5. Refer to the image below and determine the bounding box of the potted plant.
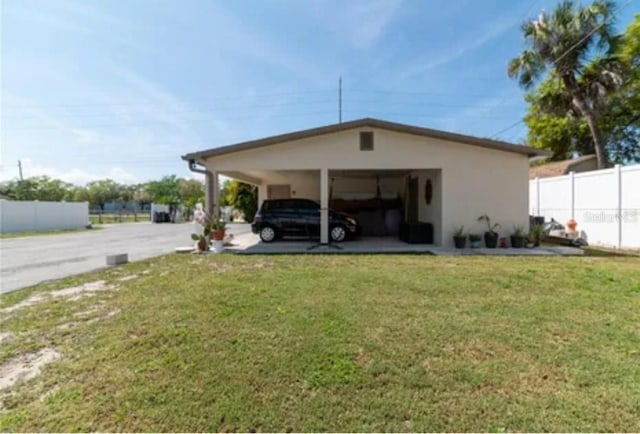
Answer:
[453,226,466,248]
[210,214,226,241]
[478,214,500,248]
[510,225,526,248]
[469,233,482,248]
[528,223,545,247]
[191,212,214,252]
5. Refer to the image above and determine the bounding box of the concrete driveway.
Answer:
[0,222,252,294]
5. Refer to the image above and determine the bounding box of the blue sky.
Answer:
[1,0,637,185]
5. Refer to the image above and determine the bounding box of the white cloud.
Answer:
[343,0,403,49]
[0,158,139,185]
[4,0,144,52]
[400,17,519,79]
[310,0,402,50]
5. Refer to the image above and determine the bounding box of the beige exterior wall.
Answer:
[256,170,320,205]
[204,127,530,246]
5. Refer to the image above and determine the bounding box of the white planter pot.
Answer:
[212,240,224,253]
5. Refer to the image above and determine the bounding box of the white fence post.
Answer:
[569,171,575,220]
[535,177,541,216]
[615,164,622,249]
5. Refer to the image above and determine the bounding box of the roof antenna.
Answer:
[338,76,342,124]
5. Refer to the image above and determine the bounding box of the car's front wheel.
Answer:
[259,226,277,243]
[330,225,347,242]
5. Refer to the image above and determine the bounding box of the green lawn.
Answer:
[0,227,100,239]
[1,255,639,432]
[89,214,150,224]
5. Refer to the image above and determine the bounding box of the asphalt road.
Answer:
[0,222,252,294]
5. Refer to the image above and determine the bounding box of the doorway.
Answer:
[267,184,291,199]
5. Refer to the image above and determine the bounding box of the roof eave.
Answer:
[181,118,551,161]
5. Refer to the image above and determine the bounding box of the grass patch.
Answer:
[89,214,150,224]
[0,227,100,239]
[582,245,640,257]
[0,255,639,431]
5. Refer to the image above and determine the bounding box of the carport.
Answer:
[182,118,548,248]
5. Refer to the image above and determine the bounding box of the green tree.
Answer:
[224,180,258,222]
[524,77,592,160]
[146,175,182,222]
[522,13,640,164]
[219,179,231,207]
[132,183,152,210]
[86,179,121,222]
[69,185,90,203]
[179,178,204,220]
[0,176,73,201]
[509,0,621,168]
[146,175,181,205]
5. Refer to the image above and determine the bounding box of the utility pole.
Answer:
[18,160,23,181]
[338,76,342,124]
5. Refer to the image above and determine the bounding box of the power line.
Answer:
[4,110,338,130]
[5,107,523,131]
[4,92,529,121]
[491,119,525,138]
[2,99,339,119]
[3,89,336,110]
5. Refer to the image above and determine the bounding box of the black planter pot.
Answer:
[484,231,498,248]
[453,235,466,249]
[510,235,525,248]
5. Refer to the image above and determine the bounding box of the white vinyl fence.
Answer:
[529,164,640,249]
[0,200,89,234]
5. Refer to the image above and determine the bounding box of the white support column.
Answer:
[569,171,575,220]
[212,170,220,218]
[615,164,622,249]
[535,177,541,216]
[204,170,214,216]
[320,168,329,244]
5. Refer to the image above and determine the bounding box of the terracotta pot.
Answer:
[211,229,225,241]
[197,238,208,252]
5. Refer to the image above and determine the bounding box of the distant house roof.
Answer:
[183,118,551,161]
[529,155,598,179]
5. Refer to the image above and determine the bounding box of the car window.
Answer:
[262,200,283,211]
[281,200,298,210]
[297,200,319,210]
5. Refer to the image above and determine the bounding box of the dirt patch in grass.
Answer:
[208,260,273,273]
[117,275,138,282]
[2,281,117,313]
[0,349,60,390]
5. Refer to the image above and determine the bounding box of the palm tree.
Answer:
[508,0,620,169]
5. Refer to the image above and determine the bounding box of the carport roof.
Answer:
[181,117,551,161]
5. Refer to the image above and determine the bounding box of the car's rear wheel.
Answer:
[259,226,277,243]
[330,225,347,242]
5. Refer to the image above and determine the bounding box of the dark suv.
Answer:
[252,198,361,243]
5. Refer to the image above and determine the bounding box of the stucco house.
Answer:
[182,118,550,247]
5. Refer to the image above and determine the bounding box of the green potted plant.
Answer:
[453,226,466,248]
[478,214,500,248]
[210,214,227,242]
[510,224,526,248]
[528,223,545,247]
[468,233,482,248]
[191,213,213,252]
